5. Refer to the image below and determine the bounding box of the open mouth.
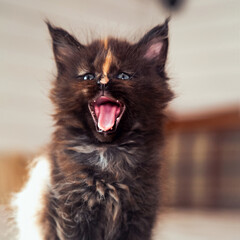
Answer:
[88,96,125,133]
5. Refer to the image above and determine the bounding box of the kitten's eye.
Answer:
[76,73,95,81]
[82,73,95,81]
[116,72,131,80]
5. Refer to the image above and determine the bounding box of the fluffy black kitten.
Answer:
[14,20,173,240]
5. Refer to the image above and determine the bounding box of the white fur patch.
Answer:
[12,156,51,240]
[99,149,108,169]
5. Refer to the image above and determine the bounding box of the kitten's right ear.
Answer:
[138,18,169,68]
[46,21,84,73]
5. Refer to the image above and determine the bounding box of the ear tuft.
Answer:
[45,19,54,34]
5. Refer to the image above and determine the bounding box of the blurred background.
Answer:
[0,0,240,239]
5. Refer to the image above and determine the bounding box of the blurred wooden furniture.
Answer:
[165,106,240,208]
[0,153,30,205]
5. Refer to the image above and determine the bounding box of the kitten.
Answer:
[13,19,173,240]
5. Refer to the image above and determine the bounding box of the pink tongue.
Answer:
[97,103,118,131]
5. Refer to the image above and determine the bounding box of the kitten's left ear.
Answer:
[138,18,169,66]
[46,21,84,73]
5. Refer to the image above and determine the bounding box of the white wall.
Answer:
[0,0,239,151]
[169,0,240,113]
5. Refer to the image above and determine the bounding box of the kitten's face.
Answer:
[48,21,172,142]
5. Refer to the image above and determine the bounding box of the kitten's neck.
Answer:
[49,123,161,181]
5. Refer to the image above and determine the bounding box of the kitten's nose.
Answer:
[97,75,110,87]
[97,76,109,94]
[99,75,109,85]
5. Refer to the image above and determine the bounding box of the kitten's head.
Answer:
[47,20,173,143]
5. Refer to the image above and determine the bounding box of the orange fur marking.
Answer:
[100,38,112,85]
[104,38,108,50]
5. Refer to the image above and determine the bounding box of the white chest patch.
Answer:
[98,149,108,169]
[12,156,51,240]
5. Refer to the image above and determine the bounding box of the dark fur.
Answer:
[41,20,173,240]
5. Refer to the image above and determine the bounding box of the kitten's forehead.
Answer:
[81,38,133,77]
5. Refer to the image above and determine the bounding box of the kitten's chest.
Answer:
[51,171,137,240]
[49,143,144,239]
